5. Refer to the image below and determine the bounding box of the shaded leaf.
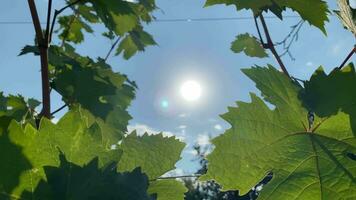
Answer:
[21,155,151,200]
[116,26,156,59]
[57,15,93,44]
[301,63,356,131]
[0,108,120,197]
[148,180,188,200]
[48,45,136,143]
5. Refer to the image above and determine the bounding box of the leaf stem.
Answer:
[104,36,122,61]
[51,104,68,116]
[258,14,291,78]
[150,174,201,181]
[338,46,355,70]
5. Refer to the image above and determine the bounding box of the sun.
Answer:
[180,80,202,101]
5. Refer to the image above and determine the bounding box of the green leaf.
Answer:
[20,155,151,200]
[0,92,40,127]
[55,107,121,167]
[148,180,188,200]
[0,108,121,197]
[57,15,93,44]
[204,0,329,33]
[301,63,356,130]
[0,128,32,199]
[58,0,157,59]
[116,26,156,59]
[18,45,39,56]
[201,66,356,199]
[49,45,136,143]
[117,132,185,180]
[231,33,268,58]
[276,0,329,34]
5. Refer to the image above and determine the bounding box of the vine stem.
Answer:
[27,0,51,118]
[258,14,291,78]
[338,46,356,70]
[51,104,68,116]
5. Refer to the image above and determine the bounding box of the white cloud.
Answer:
[178,113,188,118]
[123,0,138,3]
[127,123,185,141]
[306,61,313,67]
[196,134,210,146]
[178,125,187,129]
[332,44,341,55]
[184,149,198,156]
[214,124,222,131]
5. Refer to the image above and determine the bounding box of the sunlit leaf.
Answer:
[231,33,268,58]
[201,66,356,199]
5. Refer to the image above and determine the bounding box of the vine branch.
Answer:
[256,14,291,78]
[338,46,356,69]
[254,16,264,45]
[27,0,51,118]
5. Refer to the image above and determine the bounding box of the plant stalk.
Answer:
[27,0,51,118]
[259,14,291,78]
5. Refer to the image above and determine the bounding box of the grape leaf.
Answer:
[20,155,151,200]
[47,45,135,143]
[0,108,121,197]
[117,132,185,180]
[116,26,156,60]
[335,0,356,37]
[148,180,188,200]
[0,129,32,199]
[17,44,135,143]
[231,33,268,58]
[58,0,157,59]
[0,92,40,129]
[201,66,356,199]
[301,63,356,131]
[57,15,93,44]
[204,0,329,33]
[276,0,329,34]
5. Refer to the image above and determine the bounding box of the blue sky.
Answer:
[0,0,355,174]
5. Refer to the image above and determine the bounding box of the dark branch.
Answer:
[104,36,122,61]
[45,0,53,43]
[254,15,264,45]
[27,0,44,44]
[28,0,51,118]
[258,14,291,78]
[338,46,356,70]
[51,104,68,116]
